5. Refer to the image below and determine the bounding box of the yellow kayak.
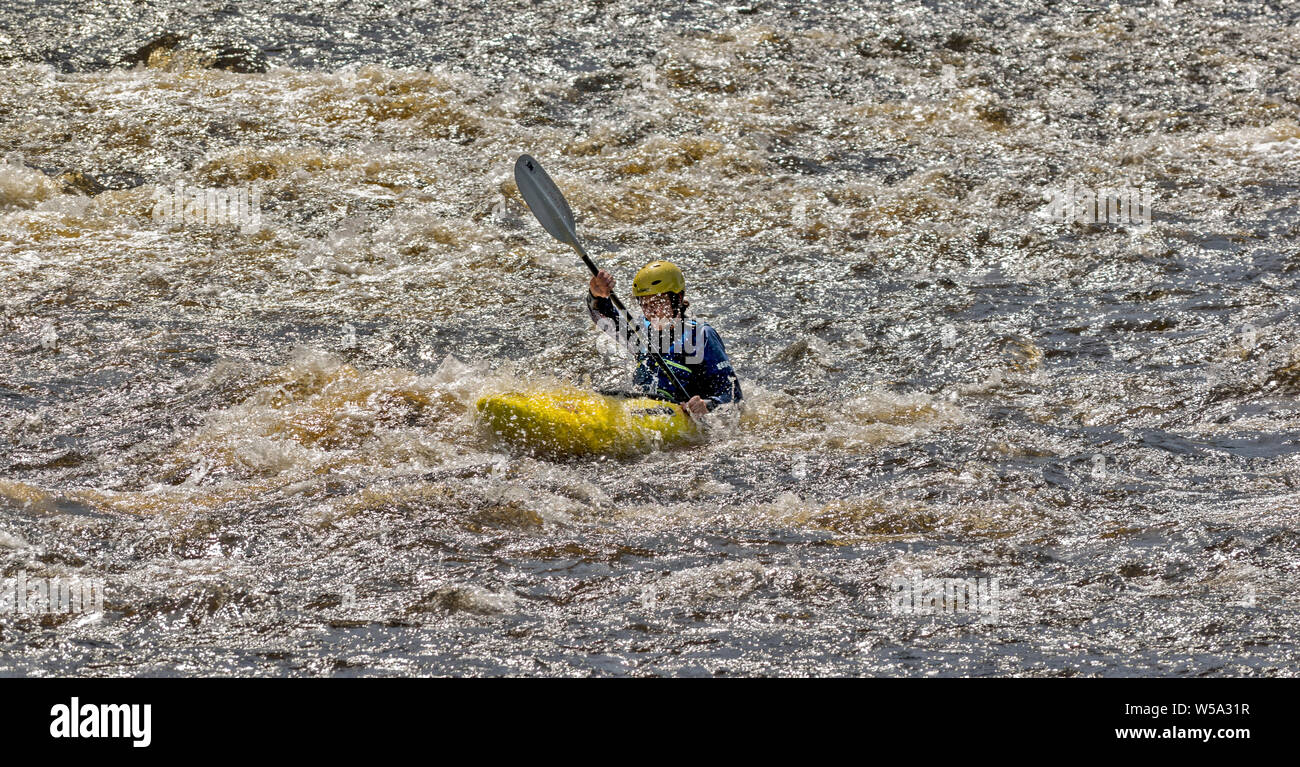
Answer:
[475,388,697,456]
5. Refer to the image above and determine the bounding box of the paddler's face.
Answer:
[637,293,674,329]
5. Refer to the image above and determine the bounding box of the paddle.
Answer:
[512,154,689,401]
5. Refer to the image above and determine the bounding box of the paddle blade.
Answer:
[514,154,578,245]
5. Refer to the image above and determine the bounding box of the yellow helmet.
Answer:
[632,260,685,297]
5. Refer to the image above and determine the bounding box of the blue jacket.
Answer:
[587,292,742,410]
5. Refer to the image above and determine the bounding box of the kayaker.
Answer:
[587,260,742,416]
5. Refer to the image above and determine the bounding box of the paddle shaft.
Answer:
[512,153,691,402]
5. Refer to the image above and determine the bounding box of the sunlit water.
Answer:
[1,0,1298,676]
